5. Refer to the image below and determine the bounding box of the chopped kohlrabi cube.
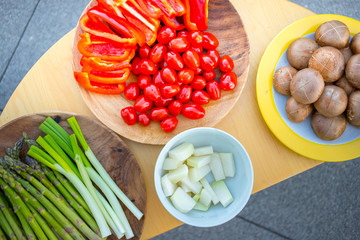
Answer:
[199,188,212,207]
[193,201,210,212]
[192,191,201,202]
[168,142,194,162]
[186,155,211,168]
[167,164,188,184]
[219,152,236,177]
[162,157,181,171]
[210,153,225,181]
[189,165,211,182]
[199,178,219,205]
[180,175,202,194]
[193,145,214,156]
[161,174,177,197]
[210,180,233,207]
[170,187,196,213]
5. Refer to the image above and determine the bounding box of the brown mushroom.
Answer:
[314,85,348,117]
[309,46,345,82]
[335,76,355,96]
[290,68,325,104]
[347,90,360,127]
[273,66,298,95]
[350,33,360,54]
[287,38,319,70]
[315,20,350,49]
[339,45,353,64]
[345,54,360,89]
[285,96,313,123]
[311,112,347,140]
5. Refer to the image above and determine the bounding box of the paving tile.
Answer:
[151,216,288,240]
[0,0,38,80]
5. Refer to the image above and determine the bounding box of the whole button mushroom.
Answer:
[285,96,313,123]
[347,91,360,127]
[311,112,347,140]
[273,66,298,95]
[346,54,360,89]
[290,68,325,104]
[315,20,350,49]
[309,46,345,82]
[339,45,353,64]
[336,76,355,96]
[350,33,360,54]
[314,85,348,118]
[286,38,319,70]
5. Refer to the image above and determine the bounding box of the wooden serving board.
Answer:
[0,112,146,240]
[72,0,250,145]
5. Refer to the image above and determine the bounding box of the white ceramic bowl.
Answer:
[154,127,254,227]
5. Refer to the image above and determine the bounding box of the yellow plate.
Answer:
[256,14,360,162]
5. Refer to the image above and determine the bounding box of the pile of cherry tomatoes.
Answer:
[121,26,236,132]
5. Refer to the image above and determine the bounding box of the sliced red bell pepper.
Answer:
[161,14,185,31]
[88,68,131,84]
[80,56,131,71]
[77,33,132,61]
[135,0,163,18]
[150,0,185,18]
[183,0,208,31]
[74,72,126,94]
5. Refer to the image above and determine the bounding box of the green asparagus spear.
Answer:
[27,204,58,240]
[0,200,16,239]
[0,223,6,240]
[15,208,37,240]
[0,191,24,239]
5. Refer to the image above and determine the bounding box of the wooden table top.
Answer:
[0,0,319,239]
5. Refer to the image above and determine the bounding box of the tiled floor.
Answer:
[0,1,359,239]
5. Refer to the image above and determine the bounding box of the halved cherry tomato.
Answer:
[154,95,174,107]
[149,44,167,63]
[182,103,205,119]
[132,57,142,75]
[192,90,210,105]
[157,26,176,44]
[200,54,216,71]
[191,75,207,90]
[150,107,169,121]
[203,70,216,81]
[206,80,221,100]
[164,51,184,71]
[189,31,203,47]
[168,37,190,52]
[177,31,189,38]
[178,69,195,84]
[137,75,152,89]
[134,95,153,112]
[144,83,161,101]
[160,84,181,98]
[121,107,137,125]
[139,59,157,75]
[160,116,178,132]
[124,82,140,100]
[139,45,151,59]
[176,85,192,103]
[219,55,234,72]
[208,49,220,67]
[161,66,178,84]
[168,100,183,116]
[182,50,200,70]
[138,112,151,126]
[153,71,166,86]
[220,72,237,91]
[202,32,219,50]
[190,45,203,55]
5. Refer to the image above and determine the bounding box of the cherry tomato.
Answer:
[200,54,216,71]
[121,107,137,125]
[219,55,234,72]
[192,90,210,105]
[154,95,174,107]
[137,112,151,126]
[164,51,184,71]
[137,75,152,89]
[178,69,195,84]
[149,44,167,63]
[208,49,220,67]
[194,67,203,75]
[153,71,166,87]
[168,100,183,116]
[124,82,140,100]
[144,83,161,101]
[177,31,189,38]
[168,37,190,52]
[160,116,178,132]
[157,26,176,44]
[189,31,203,47]
[191,45,203,55]
[203,70,216,81]
[132,57,142,75]
[159,60,167,68]
[182,50,200,70]
[206,80,221,100]
[191,76,207,90]
[161,66,178,84]
[150,107,169,121]
[220,72,237,91]
[139,45,151,59]
[160,84,181,98]
[182,103,205,119]
[134,95,153,112]
[202,32,219,50]
[138,59,157,75]
[176,85,192,103]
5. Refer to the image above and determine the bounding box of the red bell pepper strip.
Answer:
[77,33,132,61]
[150,0,185,18]
[161,14,185,31]
[74,72,126,94]
[87,68,131,84]
[135,0,163,18]
[80,57,131,71]
[183,0,208,31]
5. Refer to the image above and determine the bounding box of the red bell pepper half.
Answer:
[74,72,126,94]
[183,0,208,31]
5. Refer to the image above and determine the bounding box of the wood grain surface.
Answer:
[0,112,146,240]
[72,0,250,145]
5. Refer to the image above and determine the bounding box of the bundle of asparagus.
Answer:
[0,116,143,239]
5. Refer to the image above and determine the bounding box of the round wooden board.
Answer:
[72,0,250,145]
[0,112,146,240]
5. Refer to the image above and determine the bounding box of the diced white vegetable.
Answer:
[193,201,210,212]
[168,142,194,162]
[199,178,219,205]
[189,165,211,182]
[210,181,233,207]
[161,174,177,197]
[193,145,214,156]
[219,153,236,177]
[181,183,191,193]
[170,187,196,213]
[199,188,212,206]
[192,191,201,202]
[186,155,211,168]
[167,164,188,184]
[209,153,225,181]
[162,157,181,171]
[180,175,202,194]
